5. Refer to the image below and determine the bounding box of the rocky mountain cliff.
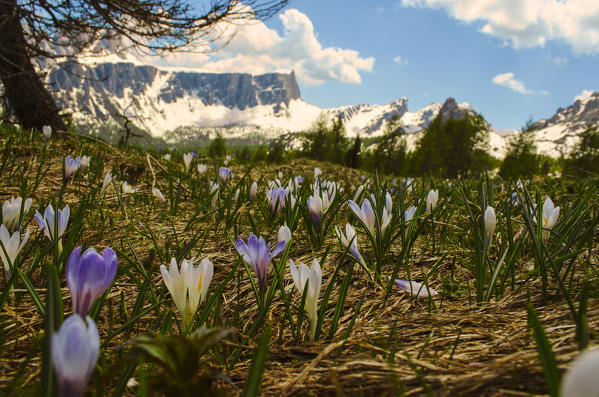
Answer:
[38,58,521,155]
[528,91,599,157]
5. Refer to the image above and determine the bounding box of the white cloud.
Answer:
[574,89,595,102]
[376,6,385,12]
[399,0,599,55]
[393,55,408,65]
[151,9,374,85]
[492,72,535,94]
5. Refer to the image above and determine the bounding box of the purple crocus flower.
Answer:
[35,204,70,242]
[219,167,231,184]
[266,187,288,216]
[191,151,198,158]
[64,156,81,181]
[348,199,376,235]
[52,314,99,397]
[67,246,117,317]
[394,279,438,298]
[235,235,286,287]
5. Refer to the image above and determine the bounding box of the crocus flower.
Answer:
[295,176,304,186]
[209,181,219,210]
[121,181,135,194]
[353,185,364,202]
[394,279,438,298]
[42,125,52,142]
[561,347,599,397]
[197,163,207,174]
[314,167,322,177]
[426,189,438,214]
[235,235,286,287]
[510,192,521,207]
[102,173,112,191]
[67,246,117,317]
[219,167,231,184]
[541,197,560,242]
[2,196,32,231]
[307,195,323,228]
[266,187,288,216]
[163,154,172,161]
[35,204,69,252]
[335,223,365,266]
[403,206,417,238]
[160,257,213,325]
[52,314,99,397]
[224,155,232,166]
[152,187,166,203]
[249,181,258,201]
[484,206,496,240]
[64,156,81,181]
[80,156,90,171]
[0,224,30,279]
[348,199,376,236]
[233,188,240,204]
[289,258,322,340]
[404,206,417,223]
[379,193,393,234]
[278,171,283,179]
[183,152,193,172]
[278,223,291,243]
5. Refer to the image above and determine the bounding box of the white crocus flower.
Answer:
[121,182,136,194]
[353,184,364,202]
[426,189,438,214]
[403,206,417,238]
[307,195,323,228]
[209,181,219,210]
[183,152,193,172]
[34,204,69,252]
[102,173,112,191]
[249,181,258,201]
[224,154,232,166]
[335,223,366,266]
[561,347,599,397]
[2,196,32,231]
[42,125,52,141]
[80,155,91,171]
[163,154,171,161]
[197,163,207,174]
[233,188,240,204]
[152,187,166,203]
[0,224,30,279]
[394,279,438,298]
[541,197,560,242]
[381,193,393,234]
[484,206,496,240]
[160,257,213,325]
[314,167,322,177]
[278,223,291,243]
[289,258,322,340]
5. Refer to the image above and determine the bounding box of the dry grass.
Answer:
[0,133,597,396]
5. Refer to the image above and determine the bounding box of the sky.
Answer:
[154,0,599,130]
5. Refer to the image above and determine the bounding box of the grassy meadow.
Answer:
[0,124,598,396]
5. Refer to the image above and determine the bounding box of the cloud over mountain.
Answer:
[152,9,374,85]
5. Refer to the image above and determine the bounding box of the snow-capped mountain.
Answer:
[530,91,599,157]
[44,57,512,154]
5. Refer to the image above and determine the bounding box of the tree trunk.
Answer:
[0,0,66,133]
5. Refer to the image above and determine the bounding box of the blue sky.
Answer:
[161,0,599,130]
